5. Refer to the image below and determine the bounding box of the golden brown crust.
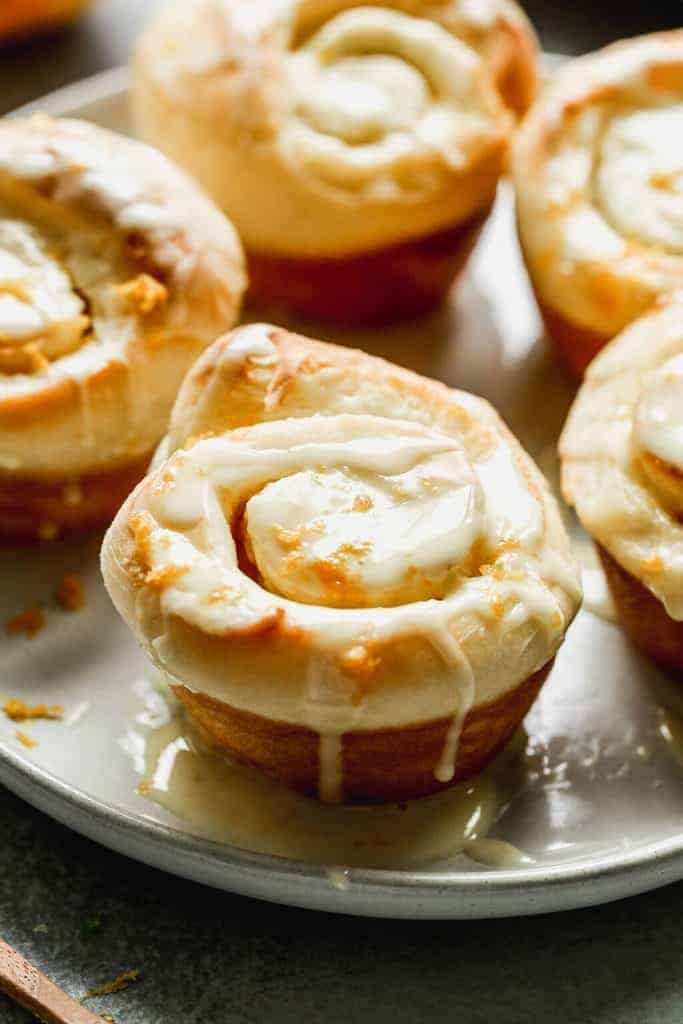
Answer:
[536,297,613,380]
[0,452,153,542]
[247,211,486,324]
[485,10,539,119]
[598,544,683,676]
[174,661,550,802]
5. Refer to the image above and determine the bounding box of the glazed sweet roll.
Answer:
[0,116,245,541]
[102,325,580,802]
[133,0,538,323]
[513,31,683,377]
[561,294,683,673]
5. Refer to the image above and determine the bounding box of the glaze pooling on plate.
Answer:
[123,676,533,869]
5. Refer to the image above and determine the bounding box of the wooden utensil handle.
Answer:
[0,939,102,1024]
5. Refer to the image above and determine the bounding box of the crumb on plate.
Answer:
[6,605,44,637]
[3,698,63,722]
[56,573,85,611]
[15,730,37,749]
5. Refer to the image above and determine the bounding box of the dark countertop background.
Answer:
[1,3,683,1021]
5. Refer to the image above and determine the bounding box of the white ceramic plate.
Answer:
[4,68,683,919]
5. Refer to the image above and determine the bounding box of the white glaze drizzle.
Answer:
[0,219,85,347]
[318,732,344,804]
[432,622,476,784]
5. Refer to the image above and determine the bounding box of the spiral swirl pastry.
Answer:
[133,0,538,323]
[0,116,245,541]
[513,30,683,378]
[561,293,683,674]
[102,325,580,803]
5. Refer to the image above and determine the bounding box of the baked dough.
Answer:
[133,0,538,322]
[561,293,683,673]
[0,115,245,540]
[513,31,683,377]
[102,324,581,801]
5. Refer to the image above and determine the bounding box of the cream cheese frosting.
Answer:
[0,220,86,359]
[561,293,683,620]
[102,325,580,797]
[132,0,531,257]
[0,115,245,478]
[513,31,683,338]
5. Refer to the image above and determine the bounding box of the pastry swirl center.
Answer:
[244,449,484,608]
[595,104,683,254]
[0,218,89,375]
[295,53,429,145]
[148,415,489,612]
[283,6,503,193]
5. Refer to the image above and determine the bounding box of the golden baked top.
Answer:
[102,326,580,786]
[513,30,683,337]
[133,0,537,257]
[0,115,245,478]
[561,293,683,619]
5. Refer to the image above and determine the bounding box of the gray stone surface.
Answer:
[1,2,683,1021]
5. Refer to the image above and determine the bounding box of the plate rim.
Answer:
[4,728,683,919]
[4,63,683,919]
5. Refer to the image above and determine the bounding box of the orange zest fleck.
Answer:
[6,606,45,637]
[3,698,63,723]
[145,563,190,592]
[56,574,85,611]
[341,644,382,681]
[15,730,37,749]
[116,273,167,315]
[352,494,373,512]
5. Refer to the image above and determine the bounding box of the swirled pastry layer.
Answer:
[133,0,537,257]
[513,31,683,339]
[561,292,683,619]
[102,326,580,792]
[0,116,245,480]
